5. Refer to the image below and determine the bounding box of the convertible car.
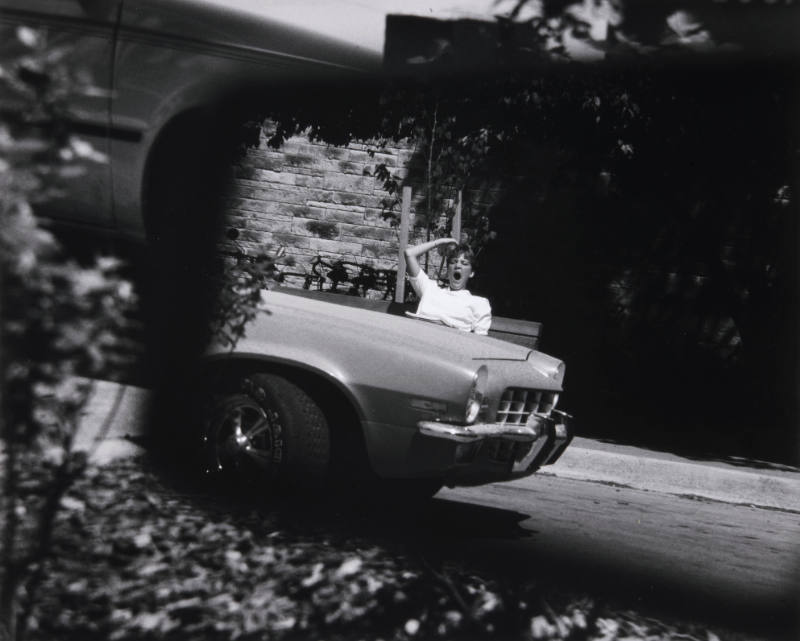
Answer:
[200,288,573,496]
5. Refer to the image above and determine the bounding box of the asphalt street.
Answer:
[432,478,799,634]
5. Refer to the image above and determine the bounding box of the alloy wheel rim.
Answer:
[209,398,275,474]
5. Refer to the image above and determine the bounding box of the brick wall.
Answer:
[219,128,428,296]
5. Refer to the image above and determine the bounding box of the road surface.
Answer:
[398,476,800,635]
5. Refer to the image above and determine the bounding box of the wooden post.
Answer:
[395,185,412,303]
[453,189,462,243]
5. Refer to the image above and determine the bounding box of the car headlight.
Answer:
[465,366,488,425]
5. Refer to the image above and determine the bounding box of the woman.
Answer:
[403,238,492,335]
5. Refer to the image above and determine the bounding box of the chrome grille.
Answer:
[495,388,558,425]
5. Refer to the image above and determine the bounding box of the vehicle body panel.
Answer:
[0,0,118,227]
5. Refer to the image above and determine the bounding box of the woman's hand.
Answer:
[436,238,458,250]
[404,238,458,277]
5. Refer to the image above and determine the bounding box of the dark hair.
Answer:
[447,242,475,266]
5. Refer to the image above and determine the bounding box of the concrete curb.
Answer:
[74,380,800,511]
[545,438,800,512]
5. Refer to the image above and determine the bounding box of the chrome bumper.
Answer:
[417,410,573,472]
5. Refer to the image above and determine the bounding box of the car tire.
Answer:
[204,373,331,491]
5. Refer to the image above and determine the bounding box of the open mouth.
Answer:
[452,270,462,281]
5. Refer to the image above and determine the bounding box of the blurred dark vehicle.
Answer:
[0,0,379,242]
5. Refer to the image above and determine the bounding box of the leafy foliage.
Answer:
[259,1,772,248]
[208,248,279,350]
[0,26,135,640]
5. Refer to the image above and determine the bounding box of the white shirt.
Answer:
[408,271,492,335]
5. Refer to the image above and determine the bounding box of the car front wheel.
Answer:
[204,373,331,491]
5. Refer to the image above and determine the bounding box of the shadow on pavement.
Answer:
[147,453,798,641]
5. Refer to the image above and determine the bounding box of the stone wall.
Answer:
[219,129,426,297]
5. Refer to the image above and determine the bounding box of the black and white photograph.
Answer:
[1,1,798,640]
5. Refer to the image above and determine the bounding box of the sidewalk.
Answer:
[74,380,151,465]
[75,380,800,512]
[545,437,800,512]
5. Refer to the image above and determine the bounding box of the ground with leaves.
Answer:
[8,457,770,641]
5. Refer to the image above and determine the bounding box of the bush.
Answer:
[1,26,135,640]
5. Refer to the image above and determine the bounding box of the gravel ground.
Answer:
[2,456,782,641]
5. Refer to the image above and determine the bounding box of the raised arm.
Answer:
[403,238,457,277]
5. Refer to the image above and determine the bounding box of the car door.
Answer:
[0,0,120,228]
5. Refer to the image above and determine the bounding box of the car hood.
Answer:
[243,290,536,363]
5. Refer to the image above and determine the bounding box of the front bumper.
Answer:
[415,410,573,484]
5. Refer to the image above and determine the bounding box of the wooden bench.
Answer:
[485,316,542,350]
[276,287,542,350]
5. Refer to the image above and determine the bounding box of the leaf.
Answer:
[60,496,85,512]
[335,557,362,578]
[66,579,88,593]
[273,616,296,631]
[139,562,169,577]
[110,609,133,624]
[166,596,204,613]
[595,617,621,641]
[301,562,325,587]
[365,575,383,594]
[132,611,167,632]
[404,618,420,635]
[133,531,152,548]
[530,615,557,639]
[16,26,42,48]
